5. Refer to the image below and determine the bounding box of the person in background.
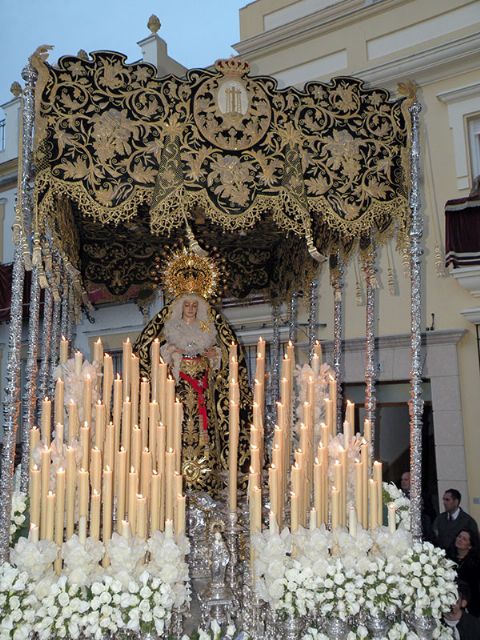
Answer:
[447,530,480,617]
[444,582,480,638]
[433,489,479,552]
[399,470,435,542]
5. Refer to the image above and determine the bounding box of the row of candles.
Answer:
[243,339,396,538]
[29,337,188,571]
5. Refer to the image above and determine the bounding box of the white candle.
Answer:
[388,502,397,533]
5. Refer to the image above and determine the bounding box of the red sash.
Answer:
[179,369,209,431]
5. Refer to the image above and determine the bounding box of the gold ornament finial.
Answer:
[147,15,161,34]
[10,82,22,98]
[397,80,417,101]
[29,44,54,65]
[77,49,89,60]
[162,248,220,301]
[215,57,250,79]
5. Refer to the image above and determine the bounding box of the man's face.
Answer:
[444,596,467,621]
[443,492,459,513]
[400,472,410,492]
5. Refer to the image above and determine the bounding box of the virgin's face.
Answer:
[182,299,198,322]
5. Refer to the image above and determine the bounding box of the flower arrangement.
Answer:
[383,482,411,531]
[9,491,28,546]
[2,529,190,639]
[301,621,454,639]
[398,542,457,619]
[181,620,249,640]
[362,557,402,617]
[252,527,457,636]
[0,562,179,639]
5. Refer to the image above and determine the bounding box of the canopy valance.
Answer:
[31,50,412,302]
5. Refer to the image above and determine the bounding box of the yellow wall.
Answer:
[238,0,480,519]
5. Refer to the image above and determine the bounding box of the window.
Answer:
[467,114,480,183]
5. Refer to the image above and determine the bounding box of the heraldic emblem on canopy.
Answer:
[193,58,272,151]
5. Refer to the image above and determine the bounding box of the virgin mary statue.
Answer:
[133,250,251,497]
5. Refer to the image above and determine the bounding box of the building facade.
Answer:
[1,0,479,521]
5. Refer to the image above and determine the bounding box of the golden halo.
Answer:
[162,248,220,301]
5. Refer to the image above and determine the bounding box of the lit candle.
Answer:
[41,397,52,444]
[103,354,113,426]
[78,468,89,518]
[176,493,186,539]
[29,464,40,530]
[104,422,115,471]
[173,400,183,474]
[331,487,340,530]
[80,423,90,470]
[102,466,113,562]
[74,351,83,377]
[113,375,123,437]
[90,447,102,494]
[345,400,355,434]
[122,338,132,399]
[149,401,159,468]
[354,459,363,528]
[229,400,239,513]
[136,494,147,539]
[130,353,140,427]
[54,378,64,428]
[65,446,76,539]
[373,461,383,525]
[291,492,299,533]
[150,471,160,533]
[128,467,138,535]
[45,491,55,541]
[54,468,66,555]
[158,361,167,423]
[116,447,127,530]
[93,401,104,451]
[141,448,152,500]
[90,489,101,541]
[151,339,160,402]
[165,450,174,521]
[93,337,103,364]
[369,479,378,529]
[166,377,175,449]
[29,427,40,465]
[131,426,141,477]
[40,446,50,538]
[60,336,69,365]
[313,340,322,362]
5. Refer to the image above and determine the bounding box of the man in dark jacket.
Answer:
[433,489,479,551]
[444,583,480,638]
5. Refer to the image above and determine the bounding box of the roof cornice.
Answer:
[234,0,407,58]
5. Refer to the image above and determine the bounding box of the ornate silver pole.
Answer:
[60,271,69,340]
[288,291,299,344]
[363,243,377,456]
[0,62,37,563]
[307,280,319,365]
[49,260,62,398]
[37,286,53,413]
[270,303,281,409]
[408,99,424,542]
[20,265,41,492]
[332,255,344,434]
